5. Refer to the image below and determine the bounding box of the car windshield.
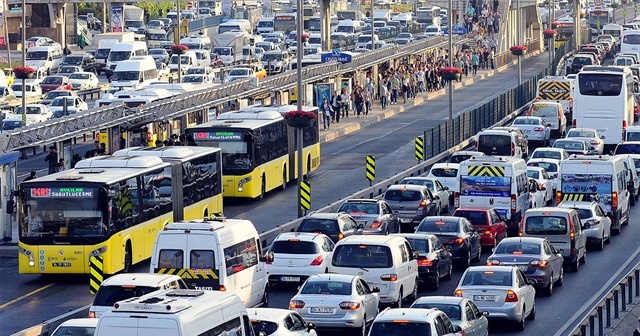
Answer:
[149,49,164,55]
[42,77,62,84]
[262,53,282,61]
[494,241,541,254]
[108,51,131,62]
[426,27,439,32]
[627,131,640,141]
[513,118,541,125]
[93,285,160,307]
[251,321,278,336]
[417,220,459,232]
[525,216,568,235]
[188,68,205,74]
[2,120,22,130]
[62,56,83,65]
[411,303,461,320]
[478,134,512,156]
[579,73,623,96]
[111,71,139,81]
[59,67,77,73]
[16,106,42,115]
[532,150,561,160]
[182,76,203,83]
[430,167,458,177]
[301,280,352,295]
[338,202,379,215]
[454,210,488,226]
[615,143,640,154]
[26,51,48,60]
[69,73,90,80]
[462,270,512,286]
[271,240,319,254]
[554,141,585,151]
[369,322,431,336]
[384,189,422,202]
[298,219,339,234]
[44,91,69,99]
[50,98,72,106]
[527,170,541,179]
[449,154,473,163]
[567,130,596,138]
[332,244,393,268]
[213,47,231,55]
[229,69,249,76]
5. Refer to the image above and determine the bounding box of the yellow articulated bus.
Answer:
[18,147,223,275]
[184,105,320,199]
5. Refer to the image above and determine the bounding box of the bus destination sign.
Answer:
[192,131,243,141]
[30,187,94,198]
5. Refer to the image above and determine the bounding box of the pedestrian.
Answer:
[331,90,341,123]
[353,88,363,118]
[120,136,126,150]
[390,74,399,104]
[454,58,464,82]
[472,52,479,75]
[380,80,389,110]
[44,146,58,174]
[362,87,371,115]
[63,45,71,56]
[340,87,350,118]
[78,34,86,50]
[72,154,82,168]
[493,0,499,13]
[320,97,333,130]
[23,171,37,182]
[57,159,66,172]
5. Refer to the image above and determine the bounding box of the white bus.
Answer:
[621,29,640,54]
[603,24,623,43]
[573,66,635,146]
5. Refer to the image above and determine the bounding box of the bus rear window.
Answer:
[579,73,623,96]
[623,34,640,44]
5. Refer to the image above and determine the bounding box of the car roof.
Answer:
[275,232,324,242]
[533,147,564,152]
[525,206,574,214]
[307,273,356,282]
[412,296,465,305]
[393,233,437,240]
[465,265,516,273]
[343,198,381,203]
[527,158,561,163]
[568,128,597,132]
[452,151,484,156]
[454,206,494,211]
[339,234,407,244]
[499,236,547,244]
[375,308,442,321]
[57,318,99,328]
[421,216,462,223]
[387,184,428,191]
[431,162,460,168]
[558,201,598,208]
[100,273,182,286]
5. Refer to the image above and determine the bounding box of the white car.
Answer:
[448,150,485,164]
[14,104,52,123]
[396,32,414,43]
[50,318,97,336]
[424,25,443,36]
[0,86,16,101]
[48,96,88,117]
[526,158,561,191]
[182,74,212,84]
[68,72,100,90]
[558,201,612,250]
[510,116,551,146]
[454,266,537,331]
[11,82,42,98]
[565,128,606,155]
[186,66,216,82]
[410,296,490,336]
[399,176,450,213]
[247,308,318,336]
[265,232,334,285]
[527,166,554,202]
[225,67,257,83]
[529,147,570,161]
[528,178,547,208]
[156,62,171,76]
[427,162,460,203]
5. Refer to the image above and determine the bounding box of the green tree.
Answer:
[137,1,176,20]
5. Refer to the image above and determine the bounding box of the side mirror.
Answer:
[583,223,591,230]
[528,279,537,285]
[607,211,613,217]
[453,325,463,332]
[371,286,381,293]
[434,195,440,200]
[547,123,552,127]
[411,250,419,260]
[6,199,14,214]
[263,251,274,263]
[601,135,606,139]
[259,332,267,336]
[482,311,490,316]
[307,322,316,332]
[443,186,449,190]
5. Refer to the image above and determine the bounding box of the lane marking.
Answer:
[0,282,56,310]
[553,243,640,336]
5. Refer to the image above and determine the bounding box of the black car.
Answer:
[60,54,98,74]
[415,216,482,269]
[296,212,360,243]
[396,233,453,290]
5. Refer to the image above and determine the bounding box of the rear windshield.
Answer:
[453,210,488,226]
[339,202,379,215]
[401,178,434,189]
[411,303,461,320]
[449,154,473,163]
[478,135,512,156]
[384,189,423,202]
[567,130,596,138]
[579,73,623,96]
[404,238,429,253]
[93,285,160,307]
[301,280,352,295]
[554,141,585,151]
[530,105,559,117]
[626,131,640,141]
[270,240,319,254]
[527,170,540,179]
[494,241,541,254]
[528,161,558,172]
[252,321,278,336]
[572,57,592,65]
[615,143,640,154]
[369,322,431,336]
[532,150,562,160]
[298,219,339,234]
[417,220,459,232]
[571,207,593,219]
[525,216,568,235]
[430,167,458,177]
[462,270,512,286]
[332,244,392,268]
[51,327,95,336]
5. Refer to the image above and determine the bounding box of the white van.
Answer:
[179,35,212,51]
[192,49,211,67]
[218,19,252,34]
[146,82,195,94]
[329,235,419,307]
[257,17,275,34]
[25,45,63,75]
[169,50,198,72]
[456,156,530,234]
[111,56,158,90]
[149,218,269,308]
[557,155,631,233]
[106,41,148,74]
[95,289,253,336]
[475,128,526,158]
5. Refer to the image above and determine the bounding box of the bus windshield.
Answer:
[20,187,106,239]
[188,130,253,173]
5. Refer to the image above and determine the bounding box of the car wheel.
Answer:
[544,275,554,296]
[361,315,367,336]
[612,226,621,235]
[122,243,132,273]
[472,244,481,263]
[392,290,403,308]
[431,269,440,290]
[596,238,604,251]
[407,279,418,302]
[527,303,536,320]
[514,306,526,331]
[556,268,564,287]
[570,258,580,272]
[384,226,390,235]
[444,261,453,280]
[631,195,636,206]
[580,251,586,264]
[443,201,450,213]
[461,249,471,269]
[261,284,269,307]
[605,228,611,244]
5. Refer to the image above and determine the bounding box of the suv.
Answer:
[558,201,612,250]
[476,128,528,158]
[368,308,463,336]
[383,184,440,233]
[296,212,359,242]
[262,50,290,74]
[60,53,98,74]
[338,199,399,235]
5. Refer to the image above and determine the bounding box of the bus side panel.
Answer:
[183,195,223,220]
[265,155,288,193]
[305,143,321,173]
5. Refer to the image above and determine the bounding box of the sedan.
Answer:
[410,296,489,336]
[552,138,590,156]
[50,318,97,336]
[527,166,554,202]
[399,177,450,213]
[48,96,88,118]
[182,74,212,84]
[452,207,508,250]
[558,201,612,250]
[40,75,73,93]
[395,233,453,290]
[265,232,334,285]
[68,72,100,90]
[15,104,52,123]
[510,116,551,146]
[487,237,564,297]
[527,158,561,190]
[225,67,257,83]
[396,32,414,43]
[26,36,60,49]
[11,82,42,98]
[149,48,170,64]
[337,199,399,235]
[415,216,482,269]
[248,308,317,336]
[41,90,77,105]
[289,274,380,335]
[427,163,460,203]
[528,178,547,208]
[529,147,569,161]
[57,66,84,78]
[448,150,485,164]
[454,266,537,331]
[565,128,605,154]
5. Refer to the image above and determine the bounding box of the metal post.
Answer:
[517,0,522,84]
[102,1,107,33]
[4,0,11,66]
[614,289,620,319]
[598,306,604,336]
[21,0,26,126]
[448,0,453,121]
[20,78,25,126]
[371,0,377,100]
[551,0,555,66]
[606,297,612,327]
[574,0,580,50]
[177,0,182,83]
[622,284,627,311]
[296,0,304,218]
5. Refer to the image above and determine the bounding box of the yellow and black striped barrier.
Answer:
[415,137,424,161]
[562,193,588,202]
[468,165,505,177]
[300,181,311,211]
[366,155,376,183]
[156,268,220,279]
[89,255,103,295]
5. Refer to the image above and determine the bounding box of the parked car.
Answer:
[337,199,399,235]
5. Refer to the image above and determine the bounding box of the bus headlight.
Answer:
[89,246,108,257]
[28,254,35,267]
[238,176,252,192]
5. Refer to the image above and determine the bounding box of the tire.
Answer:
[570,258,580,272]
[461,249,471,269]
[543,275,554,296]
[122,243,132,273]
[431,268,440,290]
[392,290,403,308]
[279,170,287,191]
[527,303,536,320]
[579,251,586,264]
[595,238,604,251]
[612,226,621,235]
[556,268,564,287]
[407,279,418,302]
[261,285,269,307]
[631,194,636,206]
[624,208,631,226]
[472,244,481,263]
[514,307,526,331]
[443,202,450,213]
[443,261,453,280]
[360,315,367,336]
[605,229,611,244]
[257,176,266,201]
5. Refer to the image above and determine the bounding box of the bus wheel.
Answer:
[280,169,287,191]
[304,156,311,179]
[123,243,132,273]
[257,176,266,201]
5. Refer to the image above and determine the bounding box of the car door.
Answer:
[432,236,449,276]
[572,211,586,258]
[435,180,448,209]
[463,219,480,256]
[516,269,535,313]
[468,300,489,336]
[461,301,477,336]
[400,241,416,296]
[489,209,507,241]
[381,202,398,233]
[357,279,377,321]
[544,241,561,283]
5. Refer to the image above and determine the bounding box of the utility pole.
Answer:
[177,0,182,83]
[296,0,303,218]
[448,0,453,121]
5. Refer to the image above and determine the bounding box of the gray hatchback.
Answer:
[383,184,439,233]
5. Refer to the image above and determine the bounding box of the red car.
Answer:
[40,75,73,93]
[452,206,508,249]
[634,94,640,122]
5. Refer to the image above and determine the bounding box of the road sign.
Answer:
[300,181,311,211]
[321,49,352,64]
[89,255,104,295]
[366,155,375,182]
[624,9,627,15]
[415,137,424,161]
[596,19,601,30]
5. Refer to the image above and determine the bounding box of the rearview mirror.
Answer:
[607,211,613,217]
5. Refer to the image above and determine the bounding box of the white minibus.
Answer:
[111,56,158,90]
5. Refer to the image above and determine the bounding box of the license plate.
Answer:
[400,218,412,223]
[310,307,333,313]
[473,295,496,302]
[52,262,71,267]
[280,276,300,282]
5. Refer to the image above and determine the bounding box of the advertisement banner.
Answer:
[111,6,123,32]
[560,174,612,194]
[316,83,331,107]
[460,176,511,198]
[222,0,232,17]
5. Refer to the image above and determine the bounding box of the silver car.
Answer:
[337,199,399,235]
[383,184,440,233]
[510,116,551,146]
[289,274,380,334]
[565,128,606,154]
[558,201,612,251]
[410,296,489,336]
[399,177,450,213]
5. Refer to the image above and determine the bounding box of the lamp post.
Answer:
[448,0,453,121]
[296,0,304,218]
[21,0,26,126]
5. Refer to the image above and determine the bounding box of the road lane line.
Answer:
[0,283,56,310]
[553,244,640,336]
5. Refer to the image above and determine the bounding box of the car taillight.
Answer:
[380,273,398,281]
[418,200,428,210]
[338,232,344,240]
[339,301,361,310]
[511,142,516,156]
[572,119,577,128]
[555,191,562,206]
[418,258,433,266]
[370,219,383,228]
[590,140,600,145]
[586,219,600,226]
[454,289,463,297]
[88,311,96,318]
[310,255,324,266]
[511,194,516,212]
[290,300,305,309]
[534,127,544,132]
[454,192,460,208]
[613,191,618,210]
[484,230,492,235]
[624,120,628,130]
[448,238,464,245]
[530,259,549,268]
[569,220,575,241]
[505,289,519,302]
[487,259,500,265]
[519,216,525,236]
